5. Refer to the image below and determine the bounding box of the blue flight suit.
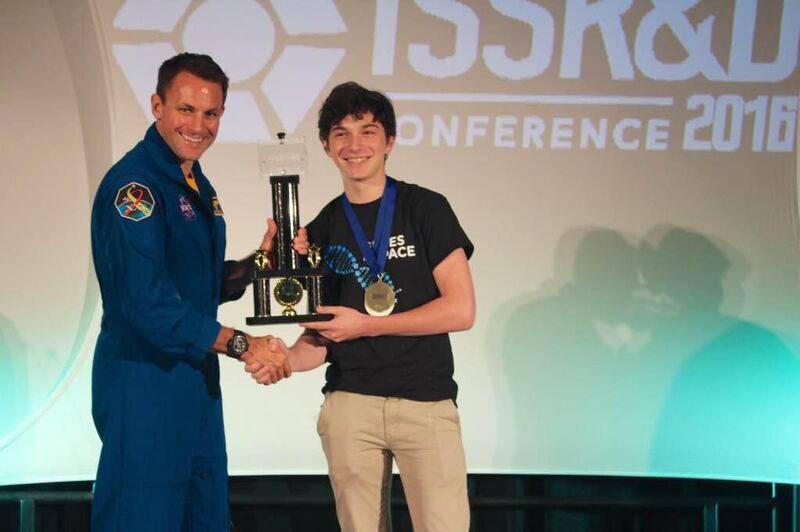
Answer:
[90,124,239,531]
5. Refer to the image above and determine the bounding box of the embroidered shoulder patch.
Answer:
[115,182,155,222]
[211,197,224,217]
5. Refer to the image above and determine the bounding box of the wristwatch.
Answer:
[226,329,249,359]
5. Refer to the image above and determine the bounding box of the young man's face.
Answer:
[151,71,224,173]
[322,112,395,185]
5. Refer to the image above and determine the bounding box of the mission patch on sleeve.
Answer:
[115,182,155,222]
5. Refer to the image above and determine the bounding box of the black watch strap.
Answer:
[226,329,249,359]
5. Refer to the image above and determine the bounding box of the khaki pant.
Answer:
[317,391,470,532]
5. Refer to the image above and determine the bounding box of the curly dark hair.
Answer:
[318,82,396,142]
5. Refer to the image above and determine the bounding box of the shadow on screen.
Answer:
[644,227,800,480]
[488,225,800,529]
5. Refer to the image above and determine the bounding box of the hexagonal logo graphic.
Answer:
[112,0,347,142]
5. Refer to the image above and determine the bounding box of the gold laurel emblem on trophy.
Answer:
[274,278,304,317]
[254,250,271,270]
[307,243,322,268]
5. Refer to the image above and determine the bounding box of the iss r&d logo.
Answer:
[110,0,798,153]
[112,0,346,143]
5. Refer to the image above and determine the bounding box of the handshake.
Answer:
[238,334,293,386]
[224,219,333,386]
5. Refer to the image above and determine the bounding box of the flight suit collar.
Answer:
[143,123,215,213]
[142,123,224,281]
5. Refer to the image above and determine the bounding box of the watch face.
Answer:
[230,333,248,357]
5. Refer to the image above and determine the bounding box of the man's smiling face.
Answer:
[151,70,224,175]
[323,112,395,186]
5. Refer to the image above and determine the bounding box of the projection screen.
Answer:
[1,0,799,485]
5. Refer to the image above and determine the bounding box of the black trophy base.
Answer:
[247,313,333,325]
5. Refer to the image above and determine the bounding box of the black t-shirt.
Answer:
[306,179,474,401]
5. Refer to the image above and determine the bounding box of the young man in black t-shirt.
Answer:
[250,82,475,531]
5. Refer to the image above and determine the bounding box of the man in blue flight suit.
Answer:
[90,53,289,531]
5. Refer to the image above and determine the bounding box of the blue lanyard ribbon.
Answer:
[339,177,397,282]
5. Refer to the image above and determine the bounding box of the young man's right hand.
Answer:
[293,227,309,255]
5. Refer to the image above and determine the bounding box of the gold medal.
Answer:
[364,278,395,317]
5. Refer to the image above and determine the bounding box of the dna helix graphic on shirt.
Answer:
[323,244,399,295]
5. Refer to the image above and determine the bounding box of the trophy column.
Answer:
[271,175,300,270]
[247,135,331,325]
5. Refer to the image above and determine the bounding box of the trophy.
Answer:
[247,133,332,325]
